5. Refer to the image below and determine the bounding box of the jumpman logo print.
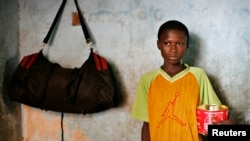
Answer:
[157,92,187,128]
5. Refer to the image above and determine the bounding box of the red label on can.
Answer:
[196,105,228,135]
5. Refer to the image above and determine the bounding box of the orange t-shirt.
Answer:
[131,64,221,141]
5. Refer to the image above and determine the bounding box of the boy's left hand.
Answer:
[214,118,236,125]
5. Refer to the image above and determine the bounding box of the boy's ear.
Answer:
[157,40,161,49]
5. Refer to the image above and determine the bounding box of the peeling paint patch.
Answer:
[71,130,91,141]
[22,105,61,141]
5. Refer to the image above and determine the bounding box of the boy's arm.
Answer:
[142,122,150,141]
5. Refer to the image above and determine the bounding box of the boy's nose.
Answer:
[170,44,178,51]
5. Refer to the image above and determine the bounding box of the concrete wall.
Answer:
[0,0,22,141]
[1,0,250,140]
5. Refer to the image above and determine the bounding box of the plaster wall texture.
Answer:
[0,0,22,141]
[2,0,250,140]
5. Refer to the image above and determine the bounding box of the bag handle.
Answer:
[43,0,92,45]
[74,0,91,44]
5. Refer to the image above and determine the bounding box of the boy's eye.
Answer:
[164,42,185,47]
[164,42,171,46]
[177,43,184,47]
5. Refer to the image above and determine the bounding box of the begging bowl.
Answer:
[196,104,228,135]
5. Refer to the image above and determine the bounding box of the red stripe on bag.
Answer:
[24,53,40,69]
[20,55,31,67]
[93,53,102,70]
[100,57,108,70]
[20,53,39,69]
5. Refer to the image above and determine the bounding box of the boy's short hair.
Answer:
[157,20,189,44]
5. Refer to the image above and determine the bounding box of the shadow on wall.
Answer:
[2,51,22,141]
[182,33,201,66]
[208,74,245,124]
[3,52,20,112]
[108,61,127,107]
[184,33,245,124]
[207,74,247,124]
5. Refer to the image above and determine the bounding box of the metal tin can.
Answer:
[196,104,228,135]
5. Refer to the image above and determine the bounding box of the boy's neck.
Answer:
[161,63,185,77]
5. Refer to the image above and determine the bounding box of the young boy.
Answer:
[131,20,224,141]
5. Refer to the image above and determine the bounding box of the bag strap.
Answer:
[74,0,91,44]
[43,0,66,44]
[43,0,92,45]
[41,1,92,141]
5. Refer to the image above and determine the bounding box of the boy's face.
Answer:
[157,29,188,65]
